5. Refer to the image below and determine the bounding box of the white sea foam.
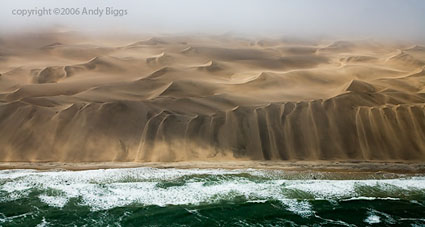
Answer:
[281,199,314,217]
[35,217,49,227]
[364,214,381,224]
[38,195,69,208]
[1,168,424,215]
[0,212,5,224]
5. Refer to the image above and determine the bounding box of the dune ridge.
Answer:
[0,34,424,162]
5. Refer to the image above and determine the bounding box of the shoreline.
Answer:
[1,161,425,174]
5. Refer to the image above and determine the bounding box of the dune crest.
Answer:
[0,35,424,162]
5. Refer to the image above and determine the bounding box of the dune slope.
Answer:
[0,35,424,162]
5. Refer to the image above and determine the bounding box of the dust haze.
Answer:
[1,0,425,41]
[1,0,425,164]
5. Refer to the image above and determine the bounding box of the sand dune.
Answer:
[0,34,424,162]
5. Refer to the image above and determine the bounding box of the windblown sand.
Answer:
[0,33,425,162]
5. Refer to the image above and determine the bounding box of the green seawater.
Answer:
[0,168,424,226]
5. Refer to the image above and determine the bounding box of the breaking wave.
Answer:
[0,168,424,226]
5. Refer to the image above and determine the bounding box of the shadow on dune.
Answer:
[0,36,425,162]
[1,88,425,162]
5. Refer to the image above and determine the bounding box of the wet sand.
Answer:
[1,161,424,175]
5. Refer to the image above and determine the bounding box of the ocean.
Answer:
[0,167,424,226]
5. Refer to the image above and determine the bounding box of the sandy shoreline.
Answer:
[1,161,425,174]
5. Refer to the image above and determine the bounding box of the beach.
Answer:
[0,161,424,174]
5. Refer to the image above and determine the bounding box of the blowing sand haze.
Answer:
[2,0,425,226]
[0,34,424,162]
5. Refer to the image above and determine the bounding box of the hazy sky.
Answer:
[1,0,425,40]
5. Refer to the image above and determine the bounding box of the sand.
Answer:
[1,161,425,174]
[0,32,425,163]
